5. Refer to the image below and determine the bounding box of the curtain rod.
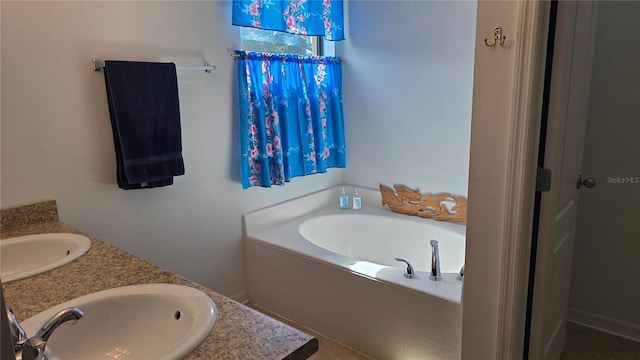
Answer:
[230,53,342,62]
[92,58,216,74]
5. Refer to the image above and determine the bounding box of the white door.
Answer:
[568,0,640,341]
[528,2,599,359]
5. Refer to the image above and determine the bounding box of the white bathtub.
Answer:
[244,186,464,359]
[299,213,465,274]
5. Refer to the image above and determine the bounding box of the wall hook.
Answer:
[484,26,506,47]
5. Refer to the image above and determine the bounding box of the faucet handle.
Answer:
[6,306,27,349]
[22,337,47,360]
[395,258,417,279]
[457,266,464,281]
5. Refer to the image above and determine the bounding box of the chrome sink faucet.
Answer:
[6,307,27,353]
[6,306,83,360]
[429,240,442,281]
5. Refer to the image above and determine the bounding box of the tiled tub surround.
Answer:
[1,202,318,360]
[244,186,464,360]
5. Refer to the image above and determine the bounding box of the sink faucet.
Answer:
[6,307,27,353]
[6,306,83,360]
[429,240,442,281]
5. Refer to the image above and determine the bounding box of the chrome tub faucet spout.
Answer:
[6,306,84,360]
[429,240,442,281]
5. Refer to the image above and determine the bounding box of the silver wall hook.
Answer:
[484,26,507,47]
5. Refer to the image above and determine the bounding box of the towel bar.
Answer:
[92,58,216,74]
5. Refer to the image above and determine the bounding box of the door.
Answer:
[528,2,599,359]
[568,0,640,342]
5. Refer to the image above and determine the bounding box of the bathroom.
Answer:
[2,0,472,316]
[2,1,639,359]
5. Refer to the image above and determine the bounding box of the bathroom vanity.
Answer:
[1,201,318,360]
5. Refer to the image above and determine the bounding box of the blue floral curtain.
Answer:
[236,51,346,189]
[232,0,344,41]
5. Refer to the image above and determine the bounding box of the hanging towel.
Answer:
[103,60,185,189]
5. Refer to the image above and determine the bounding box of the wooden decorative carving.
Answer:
[380,184,467,223]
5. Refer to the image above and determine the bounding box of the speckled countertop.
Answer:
[1,201,318,360]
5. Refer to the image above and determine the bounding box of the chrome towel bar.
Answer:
[92,58,216,74]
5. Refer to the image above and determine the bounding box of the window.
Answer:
[235,28,343,189]
[239,27,322,56]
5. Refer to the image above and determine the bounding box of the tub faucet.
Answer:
[429,240,442,281]
[7,306,83,360]
[457,266,464,281]
[395,258,417,279]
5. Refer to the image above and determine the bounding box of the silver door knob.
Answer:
[576,175,596,189]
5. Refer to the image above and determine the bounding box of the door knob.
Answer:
[576,175,596,189]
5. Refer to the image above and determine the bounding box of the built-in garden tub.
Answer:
[243,186,465,360]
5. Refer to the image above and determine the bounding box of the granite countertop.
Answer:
[1,201,318,360]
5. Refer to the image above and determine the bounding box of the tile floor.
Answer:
[561,322,640,360]
[251,303,640,360]
[249,303,370,359]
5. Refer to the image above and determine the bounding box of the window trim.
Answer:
[312,36,323,56]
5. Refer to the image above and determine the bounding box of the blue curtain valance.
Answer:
[236,51,346,189]
[232,0,345,41]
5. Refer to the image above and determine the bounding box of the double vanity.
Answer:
[1,201,318,359]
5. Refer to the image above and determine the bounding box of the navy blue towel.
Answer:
[103,60,185,189]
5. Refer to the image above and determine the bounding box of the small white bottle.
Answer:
[352,188,362,210]
[339,187,349,209]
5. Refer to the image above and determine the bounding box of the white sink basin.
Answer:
[0,233,91,282]
[21,284,217,360]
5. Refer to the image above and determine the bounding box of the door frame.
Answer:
[464,1,598,358]
[528,1,599,358]
[462,0,564,360]
[463,1,554,358]
[494,1,551,358]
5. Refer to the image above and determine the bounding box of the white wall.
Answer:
[569,1,640,331]
[339,0,476,196]
[0,1,477,298]
[0,1,342,297]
